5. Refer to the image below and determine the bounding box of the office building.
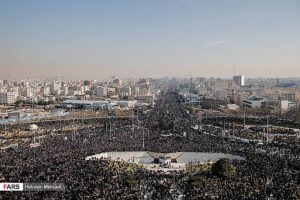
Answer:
[0,92,16,104]
[233,75,245,86]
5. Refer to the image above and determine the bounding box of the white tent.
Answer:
[29,124,38,131]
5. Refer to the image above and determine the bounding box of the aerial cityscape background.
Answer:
[1,1,300,199]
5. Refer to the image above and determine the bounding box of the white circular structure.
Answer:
[86,151,245,171]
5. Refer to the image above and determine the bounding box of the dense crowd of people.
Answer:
[204,115,300,129]
[0,91,299,199]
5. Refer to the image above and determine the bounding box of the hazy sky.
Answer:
[0,0,299,79]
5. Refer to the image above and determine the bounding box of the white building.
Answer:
[139,87,151,95]
[50,82,61,94]
[280,100,296,113]
[116,100,136,108]
[131,86,140,96]
[62,86,69,96]
[11,87,19,99]
[119,86,131,97]
[233,75,245,86]
[41,86,51,96]
[214,90,228,99]
[242,96,266,109]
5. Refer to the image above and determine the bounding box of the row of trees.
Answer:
[15,100,56,106]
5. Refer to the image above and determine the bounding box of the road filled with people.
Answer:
[0,91,300,199]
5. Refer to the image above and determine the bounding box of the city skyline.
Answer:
[0,0,300,79]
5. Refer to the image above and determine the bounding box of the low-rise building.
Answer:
[242,96,266,109]
[136,94,155,104]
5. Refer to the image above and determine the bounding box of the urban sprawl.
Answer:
[0,76,300,199]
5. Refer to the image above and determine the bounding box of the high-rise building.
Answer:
[233,75,245,86]
[94,86,107,97]
[2,80,9,86]
[139,78,151,85]
[131,86,139,96]
[41,86,51,96]
[113,78,122,85]
[119,86,131,97]
[0,92,16,104]
[50,82,61,94]
[83,80,91,86]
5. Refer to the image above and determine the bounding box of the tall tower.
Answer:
[233,75,244,86]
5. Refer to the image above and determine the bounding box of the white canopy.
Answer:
[29,124,38,131]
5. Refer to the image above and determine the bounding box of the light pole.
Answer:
[105,122,108,136]
[137,107,139,129]
[109,122,112,137]
[243,111,246,129]
[142,128,145,149]
[133,125,149,150]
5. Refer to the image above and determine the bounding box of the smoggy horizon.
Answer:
[1,0,299,79]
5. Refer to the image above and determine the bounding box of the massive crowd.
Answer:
[0,91,299,199]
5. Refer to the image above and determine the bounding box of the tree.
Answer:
[211,158,236,178]
[168,121,174,129]
[187,106,196,114]
[188,175,206,188]
[159,120,168,130]
[15,100,24,107]
[159,119,174,130]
